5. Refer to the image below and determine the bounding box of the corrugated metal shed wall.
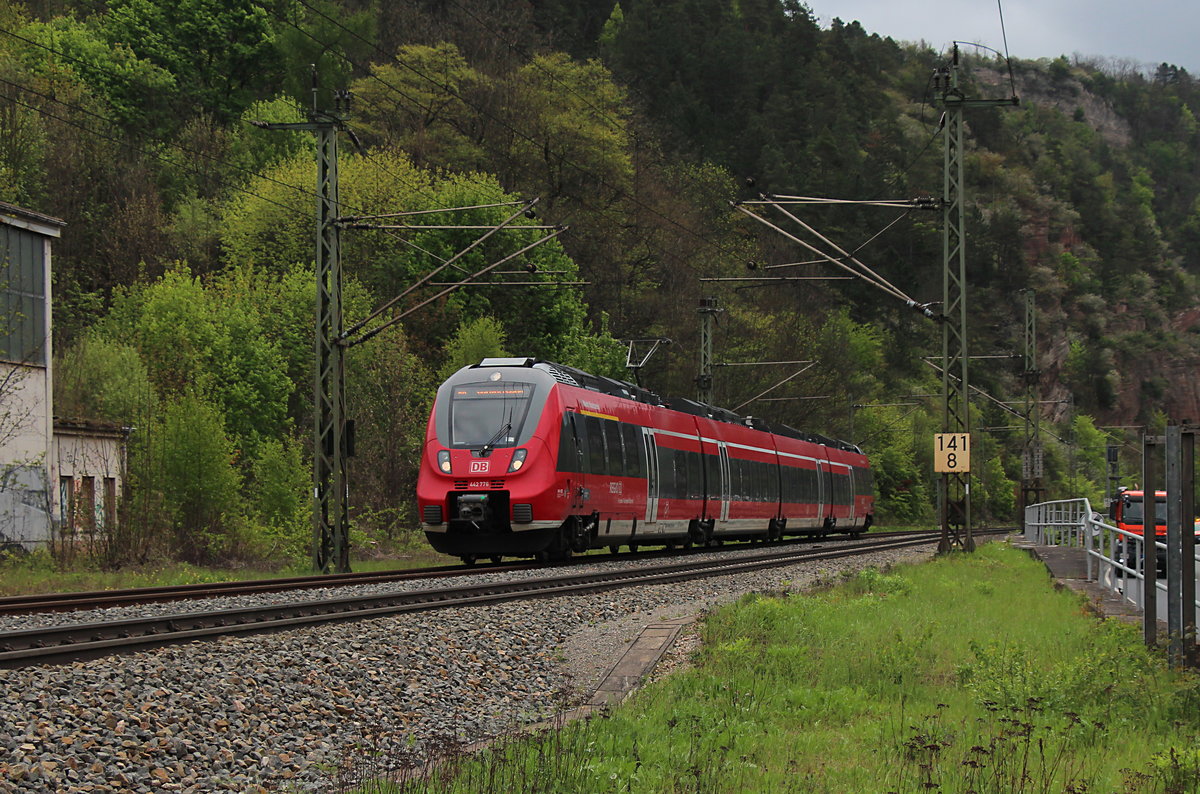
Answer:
[0,222,47,365]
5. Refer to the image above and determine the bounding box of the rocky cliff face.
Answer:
[971,62,1200,430]
[975,64,1132,147]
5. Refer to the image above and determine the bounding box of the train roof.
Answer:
[470,358,863,455]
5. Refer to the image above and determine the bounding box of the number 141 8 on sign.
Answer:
[934,433,971,473]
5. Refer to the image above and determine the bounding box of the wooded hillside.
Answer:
[4,0,1197,564]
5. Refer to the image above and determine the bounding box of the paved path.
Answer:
[1012,535,1152,629]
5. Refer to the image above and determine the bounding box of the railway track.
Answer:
[0,529,1006,668]
[0,560,525,616]
[0,529,939,617]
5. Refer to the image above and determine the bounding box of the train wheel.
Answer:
[629,543,639,553]
[490,556,503,564]
[461,555,476,566]
[609,544,620,555]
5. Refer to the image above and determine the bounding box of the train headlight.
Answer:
[437,450,452,474]
[508,448,528,472]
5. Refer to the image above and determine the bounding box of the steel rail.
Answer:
[0,531,1006,668]
[0,562,526,616]
[0,530,941,616]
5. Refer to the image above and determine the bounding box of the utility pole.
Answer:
[254,75,352,573]
[696,297,722,404]
[1020,289,1044,519]
[935,45,1018,553]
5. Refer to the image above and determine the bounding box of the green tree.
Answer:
[94,266,294,464]
[220,149,594,362]
[349,43,486,168]
[557,311,627,379]
[102,0,278,120]
[19,15,177,133]
[274,0,374,112]
[248,436,308,561]
[347,326,436,544]
[147,392,242,563]
[439,316,508,380]
[53,336,156,423]
[492,52,633,206]
[869,437,933,524]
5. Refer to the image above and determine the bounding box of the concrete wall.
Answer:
[52,425,128,542]
[0,204,61,551]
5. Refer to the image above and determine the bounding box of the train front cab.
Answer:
[418,360,570,561]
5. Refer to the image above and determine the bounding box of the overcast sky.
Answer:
[807,0,1200,74]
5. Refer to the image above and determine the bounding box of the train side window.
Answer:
[557,414,579,473]
[622,424,643,478]
[659,446,677,499]
[603,420,625,474]
[674,449,688,498]
[680,451,692,500]
[688,451,703,500]
[705,451,719,499]
[585,416,607,474]
[836,471,850,505]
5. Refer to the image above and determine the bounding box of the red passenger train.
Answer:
[418,358,874,563]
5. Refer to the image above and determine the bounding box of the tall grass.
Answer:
[337,543,1200,793]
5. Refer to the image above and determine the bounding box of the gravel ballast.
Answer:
[0,542,937,792]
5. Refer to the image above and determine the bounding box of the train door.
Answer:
[816,460,828,523]
[718,443,731,522]
[846,466,857,522]
[642,428,660,523]
[564,411,587,511]
[824,464,836,523]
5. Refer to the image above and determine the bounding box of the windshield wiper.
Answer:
[478,422,511,458]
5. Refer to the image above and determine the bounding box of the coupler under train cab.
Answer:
[423,490,567,563]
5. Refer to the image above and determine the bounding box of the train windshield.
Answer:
[449,382,536,448]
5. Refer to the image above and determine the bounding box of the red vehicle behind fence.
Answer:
[1108,488,1166,539]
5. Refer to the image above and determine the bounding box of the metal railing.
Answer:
[1024,498,1198,653]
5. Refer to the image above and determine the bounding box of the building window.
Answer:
[103,477,117,530]
[0,224,47,365]
[59,476,74,534]
[79,476,96,534]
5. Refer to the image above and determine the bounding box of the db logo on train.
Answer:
[469,461,489,473]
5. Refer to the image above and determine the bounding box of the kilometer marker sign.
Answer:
[934,433,970,473]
